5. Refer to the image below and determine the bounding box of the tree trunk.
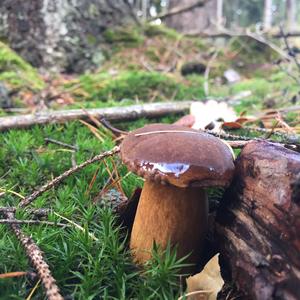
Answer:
[286,0,297,31]
[263,0,273,30]
[165,0,218,34]
[216,141,300,300]
[0,0,134,72]
[216,0,223,29]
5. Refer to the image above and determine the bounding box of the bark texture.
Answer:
[216,141,300,300]
[165,0,217,34]
[0,0,133,72]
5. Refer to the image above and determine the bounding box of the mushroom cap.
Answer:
[120,124,235,188]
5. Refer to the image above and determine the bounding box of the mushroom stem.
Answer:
[130,180,208,269]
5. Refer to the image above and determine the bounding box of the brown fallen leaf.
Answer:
[222,121,243,129]
[184,254,224,300]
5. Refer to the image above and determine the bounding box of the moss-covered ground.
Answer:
[0,24,299,299]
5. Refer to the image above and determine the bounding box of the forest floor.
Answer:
[0,24,299,299]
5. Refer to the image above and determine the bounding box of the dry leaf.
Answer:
[222,121,243,129]
[185,254,224,300]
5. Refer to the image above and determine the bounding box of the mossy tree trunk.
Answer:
[0,0,135,72]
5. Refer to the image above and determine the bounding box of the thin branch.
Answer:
[0,219,70,227]
[204,50,219,96]
[280,25,300,72]
[243,127,299,143]
[45,138,78,151]
[99,118,128,136]
[0,207,51,217]
[0,271,36,279]
[205,130,300,152]
[4,212,63,300]
[19,147,120,208]
[149,0,208,21]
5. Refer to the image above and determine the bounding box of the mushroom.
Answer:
[120,124,235,269]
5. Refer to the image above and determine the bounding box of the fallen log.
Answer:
[187,30,300,39]
[216,141,300,300]
[0,101,191,131]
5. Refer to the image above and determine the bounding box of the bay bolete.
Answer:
[120,124,234,268]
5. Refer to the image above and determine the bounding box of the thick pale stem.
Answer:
[130,180,208,269]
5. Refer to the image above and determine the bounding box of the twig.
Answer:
[18,147,120,208]
[3,212,63,300]
[280,25,300,72]
[204,50,219,96]
[244,127,299,141]
[149,0,208,21]
[45,138,78,151]
[0,271,36,279]
[205,130,300,152]
[0,207,51,217]
[0,219,70,227]
[99,118,128,136]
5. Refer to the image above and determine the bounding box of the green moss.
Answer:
[103,26,144,48]
[76,71,205,102]
[229,37,279,65]
[0,42,44,90]
[143,24,182,40]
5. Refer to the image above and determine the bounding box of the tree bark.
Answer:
[286,0,297,31]
[165,0,217,34]
[0,0,134,72]
[216,140,300,300]
[0,101,192,131]
[216,0,223,30]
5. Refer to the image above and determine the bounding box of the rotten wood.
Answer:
[216,140,300,300]
[0,101,192,132]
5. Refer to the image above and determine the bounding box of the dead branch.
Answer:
[0,271,36,279]
[0,207,51,217]
[19,146,120,208]
[3,212,63,300]
[0,219,70,227]
[99,118,128,136]
[280,25,300,72]
[0,102,191,132]
[205,129,300,152]
[149,0,208,21]
[45,138,78,151]
[188,29,300,39]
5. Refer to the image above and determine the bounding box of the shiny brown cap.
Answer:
[120,124,235,188]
